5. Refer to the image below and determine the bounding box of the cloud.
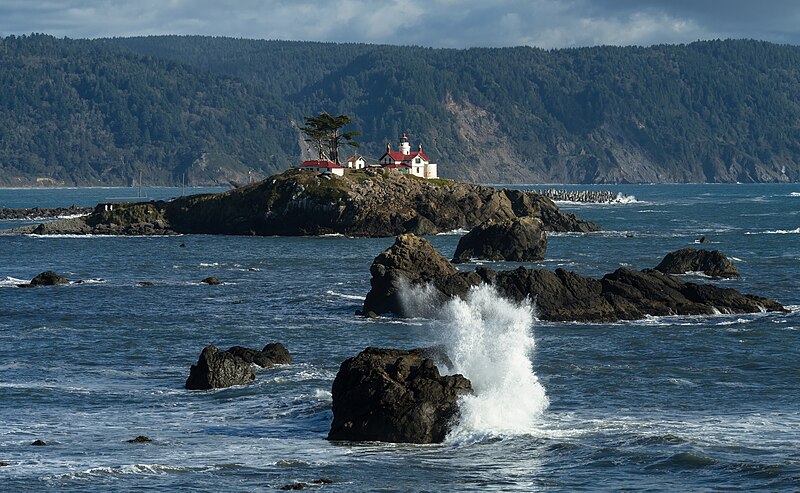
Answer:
[0,0,799,48]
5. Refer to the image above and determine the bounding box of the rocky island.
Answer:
[7,170,599,237]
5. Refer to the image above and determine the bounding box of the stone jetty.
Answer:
[532,189,627,203]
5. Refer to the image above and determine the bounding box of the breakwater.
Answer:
[533,189,631,203]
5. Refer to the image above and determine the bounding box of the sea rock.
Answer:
[362,234,459,316]
[31,440,47,446]
[200,277,222,285]
[227,343,292,368]
[0,461,9,467]
[127,435,152,443]
[185,345,255,390]
[29,271,69,286]
[452,216,546,263]
[361,236,785,322]
[328,348,472,443]
[698,236,711,243]
[137,281,155,286]
[654,248,740,278]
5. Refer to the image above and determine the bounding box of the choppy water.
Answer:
[1,183,799,491]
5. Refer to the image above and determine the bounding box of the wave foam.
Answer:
[325,290,364,301]
[745,227,800,235]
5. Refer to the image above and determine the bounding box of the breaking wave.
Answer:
[400,283,549,439]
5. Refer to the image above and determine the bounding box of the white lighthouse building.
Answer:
[379,133,438,179]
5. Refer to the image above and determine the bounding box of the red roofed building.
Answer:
[299,160,345,176]
[379,133,438,178]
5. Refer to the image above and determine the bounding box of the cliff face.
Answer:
[13,170,599,236]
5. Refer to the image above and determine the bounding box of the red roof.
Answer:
[381,151,430,162]
[300,160,343,169]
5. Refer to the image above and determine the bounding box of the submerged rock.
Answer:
[200,277,222,285]
[328,347,472,443]
[452,216,546,263]
[185,345,255,390]
[654,248,740,278]
[361,236,785,322]
[127,435,152,443]
[227,343,292,368]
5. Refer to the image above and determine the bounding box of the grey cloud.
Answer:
[0,0,799,48]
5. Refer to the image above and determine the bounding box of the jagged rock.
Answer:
[362,234,459,316]
[185,345,255,390]
[362,236,785,322]
[227,343,292,368]
[31,440,47,446]
[127,436,152,443]
[698,236,711,243]
[29,271,69,286]
[328,348,472,443]
[654,248,740,278]
[201,277,222,285]
[452,217,546,263]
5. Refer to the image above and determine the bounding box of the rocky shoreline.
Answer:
[5,170,599,237]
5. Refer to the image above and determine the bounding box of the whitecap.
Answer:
[0,276,28,287]
[745,227,800,235]
[325,290,364,301]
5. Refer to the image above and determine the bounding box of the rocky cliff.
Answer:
[10,170,599,237]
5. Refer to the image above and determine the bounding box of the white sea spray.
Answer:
[400,283,549,439]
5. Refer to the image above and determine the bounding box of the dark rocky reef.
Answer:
[185,345,256,390]
[452,216,546,263]
[328,347,471,443]
[362,236,786,322]
[227,343,292,368]
[16,271,70,288]
[185,343,292,390]
[655,248,740,278]
[9,170,599,237]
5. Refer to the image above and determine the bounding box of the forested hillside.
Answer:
[0,34,294,186]
[3,34,800,185]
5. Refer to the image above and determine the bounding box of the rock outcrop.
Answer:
[28,271,69,286]
[654,248,740,278]
[227,343,292,368]
[362,236,785,322]
[185,345,256,390]
[9,170,599,237]
[452,217,546,263]
[328,348,472,443]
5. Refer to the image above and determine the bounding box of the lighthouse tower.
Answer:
[399,133,411,155]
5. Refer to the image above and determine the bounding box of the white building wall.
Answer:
[424,162,438,179]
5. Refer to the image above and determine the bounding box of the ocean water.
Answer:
[0,183,799,492]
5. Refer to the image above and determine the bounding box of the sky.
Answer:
[1,0,799,49]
